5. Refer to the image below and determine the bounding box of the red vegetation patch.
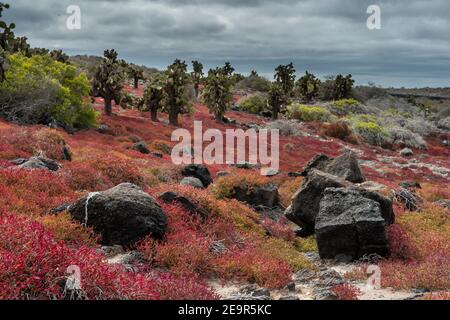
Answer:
[320,122,358,144]
[0,168,76,217]
[0,212,217,300]
[379,205,450,291]
[0,213,157,300]
[138,200,295,289]
[213,242,293,289]
[62,154,145,191]
[331,283,362,300]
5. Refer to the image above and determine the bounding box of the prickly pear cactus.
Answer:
[296,71,321,102]
[191,60,203,98]
[202,64,234,123]
[162,59,192,126]
[92,49,125,115]
[274,62,296,98]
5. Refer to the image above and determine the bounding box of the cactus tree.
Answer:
[50,49,70,64]
[296,71,321,102]
[202,64,234,123]
[268,83,284,120]
[274,63,296,98]
[92,49,125,116]
[129,65,145,89]
[333,74,354,100]
[163,59,191,126]
[191,60,203,98]
[143,73,165,122]
[0,2,14,82]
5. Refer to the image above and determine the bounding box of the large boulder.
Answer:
[285,170,394,235]
[69,183,167,246]
[315,188,389,261]
[181,164,213,188]
[302,151,366,183]
[285,170,348,234]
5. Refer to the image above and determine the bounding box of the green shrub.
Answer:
[239,95,268,114]
[334,98,359,109]
[235,75,271,92]
[0,53,98,128]
[287,104,332,122]
[346,115,389,146]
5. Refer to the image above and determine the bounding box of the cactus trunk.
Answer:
[105,98,112,116]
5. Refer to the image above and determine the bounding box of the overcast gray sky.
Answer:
[5,0,450,87]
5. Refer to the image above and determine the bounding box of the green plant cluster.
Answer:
[0,53,97,128]
[287,104,332,122]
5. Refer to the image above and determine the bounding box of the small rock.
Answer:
[233,162,261,170]
[180,177,205,189]
[209,241,227,254]
[434,199,450,210]
[240,285,271,298]
[395,188,422,211]
[151,152,163,159]
[217,171,230,177]
[279,296,300,301]
[285,282,296,292]
[400,148,414,157]
[232,183,280,208]
[399,181,422,190]
[294,269,317,282]
[314,288,337,300]
[182,164,213,187]
[99,245,125,258]
[159,191,208,219]
[288,172,303,178]
[97,124,109,134]
[10,158,28,165]
[51,203,71,214]
[63,146,72,161]
[262,168,279,177]
[17,156,61,171]
[133,141,150,154]
[107,251,145,271]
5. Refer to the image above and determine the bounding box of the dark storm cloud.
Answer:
[4,0,450,87]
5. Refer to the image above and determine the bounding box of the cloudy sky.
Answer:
[5,0,450,87]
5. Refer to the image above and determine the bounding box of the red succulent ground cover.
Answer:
[0,84,449,299]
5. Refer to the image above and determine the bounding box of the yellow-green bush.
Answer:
[261,238,316,272]
[287,104,332,122]
[346,115,389,146]
[239,95,268,114]
[334,98,359,109]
